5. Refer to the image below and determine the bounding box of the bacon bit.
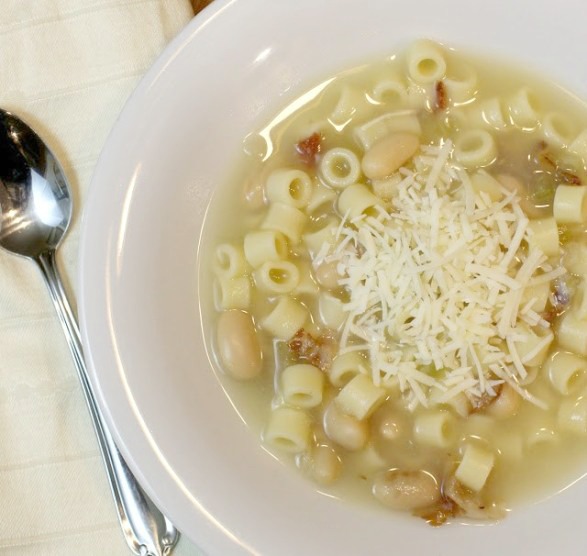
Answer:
[434,81,447,112]
[559,170,582,185]
[534,141,582,185]
[288,328,338,371]
[296,132,322,166]
[469,384,503,413]
[540,308,559,324]
[537,151,556,171]
[415,495,462,527]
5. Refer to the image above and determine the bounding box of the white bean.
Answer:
[216,310,262,380]
[298,444,342,485]
[314,260,340,290]
[372,469,440,510]
[361,133,419,180]
[486,384,521,419]
[323,401,369,451]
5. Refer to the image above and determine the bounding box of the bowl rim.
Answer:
[79,1,587,554]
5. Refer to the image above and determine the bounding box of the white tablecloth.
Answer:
[0,1,203,554]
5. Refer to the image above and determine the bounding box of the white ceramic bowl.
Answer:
[79,1,587,554]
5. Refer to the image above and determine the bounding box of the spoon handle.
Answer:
[36,250,180,556]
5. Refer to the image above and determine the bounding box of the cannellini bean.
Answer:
[361,133,419,180]
[372,469,440,510]
[443,474,505,520]
[372,404,409,442]
[323,401,369,451]
[314,260,340,290]
[298,444,342,485]
[369,403,415,462]
[486,384,521,419]
[216,310,262,380]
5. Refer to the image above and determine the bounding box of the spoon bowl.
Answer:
[0,107,179,556]
[0,109,70,259]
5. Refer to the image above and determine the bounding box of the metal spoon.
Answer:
[0,107,180,556]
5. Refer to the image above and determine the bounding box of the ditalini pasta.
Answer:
[204,41,587,526]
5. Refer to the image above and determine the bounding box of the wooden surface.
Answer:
[191,0,214,14]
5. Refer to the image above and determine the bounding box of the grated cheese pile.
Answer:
[321,140,565,410]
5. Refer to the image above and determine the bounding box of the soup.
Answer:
[201,40,587,524]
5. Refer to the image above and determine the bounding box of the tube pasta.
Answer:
[281,364,325,408]
[303,218,338,257]
[330,86,366,125]
[319,147,361,189]
[443,63,477,104]
[455,443,495,492]
[468,97,508,131]
[214,276,251,310]
[558,311,587,356]
[546,351,587,395]
[213,243,247,279]
[253,260,300,294]
[414,410,455,448]
[470,171,503,202]
[527,217,560,257]
[264,407,311,453]
[262,296,309,340]
[573,279,587,320]
[443,109,468,132]
[568,128,587,162]
[508,87,541,129]
[335,374,386,420]
[318,293,346,329]
[328,352,366,387]
[406,82,430,110]
[462,414,494,438]
[265,168,313,208]
[541,111,575,148]
[293,261,320,295]
[406,40,447,84]
[306,183,337,214]
[354,110,421,151]
[453,129,497,168]
[553,185,587,224]
[261,202,306,244]
[520,281,550,313]
[429,390,472,418]
[564,241,587,275]
[370,75,408,105]
[513,325,553,367]
[243,230,288,268]
[558,393,587,435]
[337,183,382,219]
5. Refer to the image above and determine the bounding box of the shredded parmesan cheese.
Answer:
[325,141,563,409]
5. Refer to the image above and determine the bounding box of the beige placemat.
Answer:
[0,1,205,554]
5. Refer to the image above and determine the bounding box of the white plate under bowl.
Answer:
[79,1,587,554]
